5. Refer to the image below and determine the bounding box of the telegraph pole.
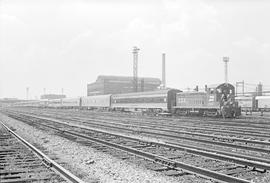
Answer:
[132,46,139,92]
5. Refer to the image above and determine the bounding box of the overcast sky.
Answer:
[0,0,269,99]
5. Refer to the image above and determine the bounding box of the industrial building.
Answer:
[87,75,161,96]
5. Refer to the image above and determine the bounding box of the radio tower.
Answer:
[223,57,229,84]
[132,46,140,92]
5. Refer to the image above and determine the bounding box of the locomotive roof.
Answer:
[208,83,234,89]
[177,91,207,95]
[112,89,181,97]
[96,75,161,83]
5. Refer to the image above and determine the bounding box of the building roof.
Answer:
[96,75,161,83]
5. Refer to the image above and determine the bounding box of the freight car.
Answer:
[111,89,180,113]
[173,83,240,118]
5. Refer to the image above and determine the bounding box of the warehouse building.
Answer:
[87,75,161,96]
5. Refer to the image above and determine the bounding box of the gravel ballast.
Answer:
[0,113,210,183]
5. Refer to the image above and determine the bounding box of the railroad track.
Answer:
[4,110,270,165]
[4,111,270,183]
[0,121,84,183]
[15,108,270,136]
[10,109,270,156]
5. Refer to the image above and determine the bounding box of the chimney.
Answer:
[162,53,166,89]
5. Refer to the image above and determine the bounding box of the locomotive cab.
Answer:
[209,83,238,118]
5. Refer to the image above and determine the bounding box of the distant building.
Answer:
[40,94,66,100]
[87,75,161,96]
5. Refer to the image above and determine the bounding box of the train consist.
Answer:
[235,95,270,114]
[14,83,241,118]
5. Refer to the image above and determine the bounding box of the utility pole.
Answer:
[132,46,139,92]
[223,57,229,84]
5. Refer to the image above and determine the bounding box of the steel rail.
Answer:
[66,117,270,146]
[65,131,251,183]
[30,113,270,154]
[6,111,270,156]
[0,121,85,183]
[9,110,270,148]
[7,115,251,183]
[23,107,270,126]
[8,112,270,172]
[17,109,270,139]
[9,107,270,128]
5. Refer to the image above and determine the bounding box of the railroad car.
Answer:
[256,96,270,112]
[14,100,41,107]
[47,99,62,108]
[61,98,80,108]
[81,94,111,110]
[111,89,180,113]
[235,96,256,114]
[173,83,240,117]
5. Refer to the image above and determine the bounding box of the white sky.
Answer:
[0,0,269,99]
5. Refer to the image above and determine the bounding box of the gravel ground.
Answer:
[0,113,211,183]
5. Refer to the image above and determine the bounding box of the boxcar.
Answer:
[111,89,180,112]
[81,94,111,109]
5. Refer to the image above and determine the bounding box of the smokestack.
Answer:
[162,53,166,89]
[132,46,139,92]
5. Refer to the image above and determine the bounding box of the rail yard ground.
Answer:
[1,107,270,183]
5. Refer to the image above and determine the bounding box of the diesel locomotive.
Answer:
[173,83,240,118]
